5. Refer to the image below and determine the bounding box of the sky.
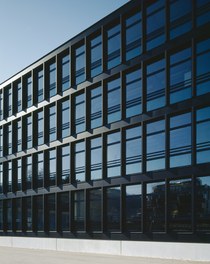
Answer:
[0,0,129,84]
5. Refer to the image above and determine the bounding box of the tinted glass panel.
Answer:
[49,105,56,142]
[59,192,69,231]
[73,191,84,231]
[196,0,210,26]
[75,93,85,134]
[62,99,70,138]
[75,141,85,182]
[90,137,102,180]
[90,86,102,129]
[49,149,56,186]
[107,186,120,231]
[35,196,44,231]
[75,44,85,85]
[89,188,102,231]
[37,70,44,103]
[61,145,70,184]
[62,54,70,91]
[107,24,121,69]
[26,76,32,107]
[90,35,102,77]
[46,194,56,231]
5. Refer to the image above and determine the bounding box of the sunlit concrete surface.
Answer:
[0,246,208,264]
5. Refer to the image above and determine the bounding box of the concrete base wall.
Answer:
[0,237,209,261]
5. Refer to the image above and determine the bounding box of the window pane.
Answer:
[170,48,192,104]
[25,197,32,231]
[61,145,70,184]
[75,44,85,85]
[59,192,69,231]
[169,178,192,231]
[15,199,22,231]
[0,164,3,193]
[26,76,32,108]
[37,110,44,145]
[75,93,85,134]
[6,200,12,230]
[17,120,22,152]
[126,126,142,175]
[16,82,22,112]
[107,78,121,124]
[17,159,22,191]
[89,188,102,231]
[146,120,165,171]
[0,128,2,157]
[146,0,165,50]
[107,186,120,231]
[75,141,85,182]
[90,137,102,180]
[196,176,210,231]
[35,196,44,231]
[125,184,141,231]
[49,105,56,142]
[73,191,84,231]
[147,59,165,111]
[196,0,210,27]
[46,194,56,231]
[62,54,70,91]
[170,112,191,167]
[196,107,210,164]
[196,37,210,95]
[126,68,142,118]
[26,156,32,190]
[0,92,3,120]
[49,149,56,186]
[26,115,32,149]
[37,70,44,103]
[90,86,102,129]
[7,161,12,193]
[49,62,56,97]
[126,11,141,60]
[62,99,70,138]
[107,24,121,69]
[36,152,44,188]
[90,35,102,77]
[107,132,121,178]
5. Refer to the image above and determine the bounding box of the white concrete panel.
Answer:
[121,241,210,261]
[12,237,57,251]
[57,238,121,255]
[0,237,12,247]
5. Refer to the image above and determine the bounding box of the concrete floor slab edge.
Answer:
[0,237,209,261]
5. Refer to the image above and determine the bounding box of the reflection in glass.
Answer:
[107,24,121,69]
[6,200,12,230]
[170,112,191,168]
[17,82,22,112]
[126,68,142,118]
[0,164,2,193]
[36,152,44,188]
[90,35,102,77]
[37,110,44,146]
[37,70,44,103]
[26,156,32,190]
[73,191,84,231]
[35,195,44,231]
[107,186,120,231]
[196,0,210,27]
[90,86,102,129]
[196,176,210,231]
[89,189,102,231]
[62,99,70,138]
[147,59,165,111]
[49,62,56,97]
[125,184,141,231]
[62,54,70,91]
[17,120,22,152]
[107,132,121,178]
[49,105,56,142]
[169,178,192,231]
[46,194,56,231]
[61,145,70,184]
[196,107,210,164]
[75,141,85,182]
[7,161,12,193]
[146,120,165,171]
[26,115,32,149]
[25,197,32,231]
[75,45,85,85]
[170,48,192,104]
[17,159,22,191]
[126,126,142,175]
[0,128,2,157]
[15,199,22,231]
[59,192,69,231]
[75,93,85,134]
[49,149,56,186]
[26,76,32,107]
[146,182,165,232]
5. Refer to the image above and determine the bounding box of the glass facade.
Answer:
[0,0,210,243]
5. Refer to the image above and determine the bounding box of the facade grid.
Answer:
[0,0,210,243]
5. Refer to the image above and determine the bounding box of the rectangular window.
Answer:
[61,145,70,184]
[75,44,85,85]
[107,77,121,124]
[6,124,12,155]
[26,115,32,149]
[89,188,102,231]
[49,105,56,142]
[90,35,102,77]
[146,181,165,232]
[49,62,56,98]
[36,152,44,188]
[26,156,32,190]
[196,37,210,95]
[126,126,142,175]
[73,190,84,231]
[170,112,191,167]
[35,195,44,231]
[90,137,102,180]
[46,194,56,231]
[37,110,44,145]
[75,141,85,182]
[125,184,141,231]
[196,107,210,164]
[0,127,3,157]
[147,58,165,111]
[0,164,2,193]
[75,93,85,134]
[107,186,120,231]
[146,120,165,171]
[62,54,70,91]
[26,76,32,108]
[37,69,44,103]
[17,159,22,191]
[17,82,22,112]
[196,176,210,231]
[196,0,210,27]
[5,86,12,117]
[90,85,102,129]
[169,178,192,231]
[17,119,22,152]
[6,200,12,231]
[25,197,32,231]
[146,0,165,50]
[107,132,121,178]
[0,91,3,120]
[49,149,56,186]
[107,24,121,69]
[7,161,12,193]
[15,199,22,231]
[126,11,141,60]
[170,0,192,39]
[61,99,70,138]
[126,68,142,118]
[59,192,69,231]
[170,47,192,104]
